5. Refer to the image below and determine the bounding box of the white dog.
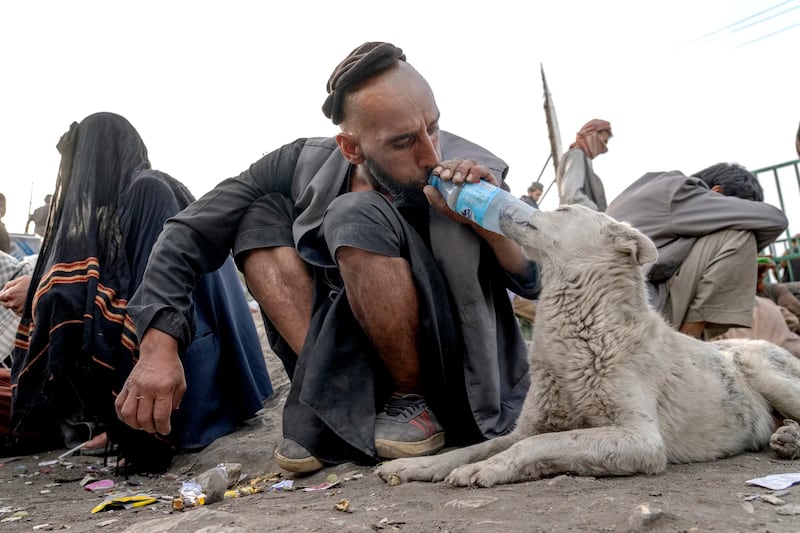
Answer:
[377,204,800,488]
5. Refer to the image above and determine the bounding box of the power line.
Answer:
[730,3,800,33]
[687,0,797,43]
[736,20,800,46]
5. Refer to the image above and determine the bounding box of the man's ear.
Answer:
[336,132,364,164]
[710,184,724,194]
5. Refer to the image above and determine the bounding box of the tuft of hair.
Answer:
[321,42,406,125]
[692,162,764,202]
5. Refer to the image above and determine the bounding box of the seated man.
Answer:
[118,42,539,474]
[716,295,800,359]
[757,258,800,333]
[606,163,787,339]
[0,252,33,445]
[0,252,32,365]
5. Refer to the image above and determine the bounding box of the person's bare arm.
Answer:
[114,329,186,435]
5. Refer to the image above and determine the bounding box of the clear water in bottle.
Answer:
[429,174,537,235]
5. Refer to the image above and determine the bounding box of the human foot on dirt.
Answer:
[275,438,325,474]
[374,394,444,459]
[83,432,108,450]
[769,419,800,460]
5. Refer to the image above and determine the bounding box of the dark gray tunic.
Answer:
[129,132,538,463]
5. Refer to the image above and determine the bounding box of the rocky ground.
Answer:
[2,316,800,532]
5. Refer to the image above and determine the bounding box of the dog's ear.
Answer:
[608,222,658,266]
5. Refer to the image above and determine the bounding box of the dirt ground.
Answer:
[2,316,800,532]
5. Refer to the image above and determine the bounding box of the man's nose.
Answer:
[417,134,439,168]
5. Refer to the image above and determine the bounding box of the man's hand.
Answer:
[424,159,531,277]
[424,159,499,227]
[115,329,186,435]
[432,159,498,186]
[0,275,32,316]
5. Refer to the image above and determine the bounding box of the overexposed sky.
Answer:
[1,0,799,237]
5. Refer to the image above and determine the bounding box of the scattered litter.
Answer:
[163,472,179,481]
[0,506,13,514]
[0,456,24,465]
[1,510,30,522]
[746,473,800,490]
[85,479,115,492]
[39,489,51,495]
[302,480,340,492]
[96,518,118,527]
[741,501,755,514]
[13,464,28,472]
[342,471,364,481]
[334,499,351,512]
[192,463,241,505]
[44,483,61,488]
[91,492,159,513]
[57,442,85,460]
[32,524,53,531]
[37,460,59,467]
[374,518,406,529]
[174,481,205,510]
[386,473,401,486]
[79,474,97,487]
[268,479,294,492]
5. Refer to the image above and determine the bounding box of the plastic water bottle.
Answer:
[429,175,538,235]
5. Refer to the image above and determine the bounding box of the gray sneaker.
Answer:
[374,394,445,459]
[274,438,325,474]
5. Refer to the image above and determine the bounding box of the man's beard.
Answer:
[364,157,428,207]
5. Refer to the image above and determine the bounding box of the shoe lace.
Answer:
[383,395,425,418]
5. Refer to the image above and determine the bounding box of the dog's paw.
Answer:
[375,456,451,483]
[445,461,508,488]
[770,419,800,460]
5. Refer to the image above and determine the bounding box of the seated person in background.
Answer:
[779,234,800,283]
[0,252,33,365]
[606,163,787,339]
[757,257,800,333]
[556,119,612,211]
[119,42,539,474]
[716,296,800,359]
[0,252,33,447]
[7,113,272,472]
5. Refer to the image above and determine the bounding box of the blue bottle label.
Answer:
[454,181,500,225]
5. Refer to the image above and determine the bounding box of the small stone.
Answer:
[760,494,786,505]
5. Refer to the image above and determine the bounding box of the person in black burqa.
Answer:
[7,113,272,472]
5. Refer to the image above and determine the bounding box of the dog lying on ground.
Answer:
[377,204,800,488]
